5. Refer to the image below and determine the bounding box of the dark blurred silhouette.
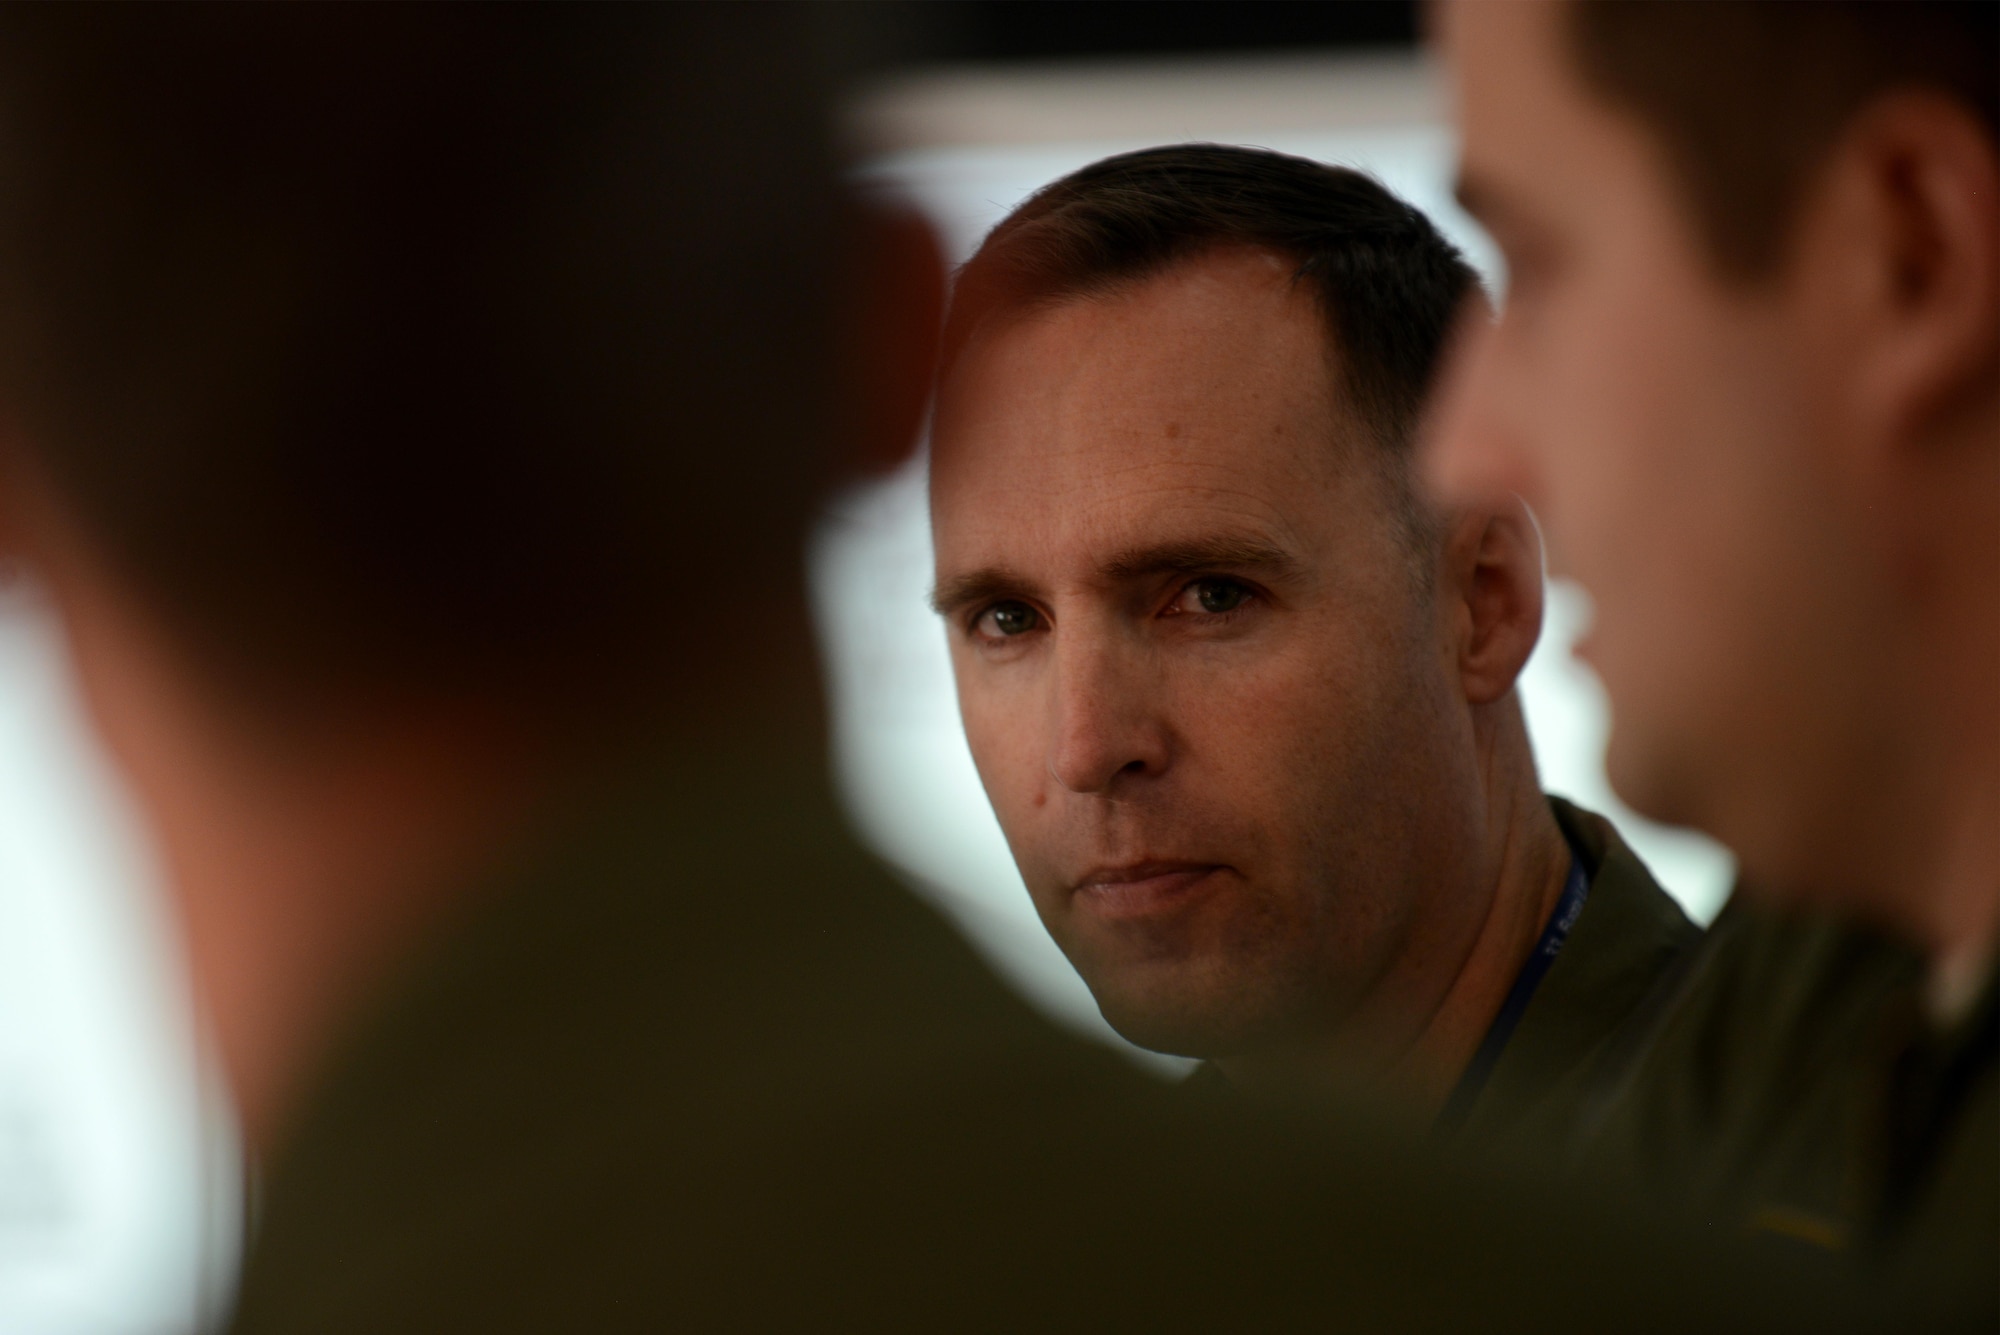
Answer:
[1431,0,1997,1312]
[0,5,1914,1331]
[0,1,870,1155]
[885,0,1418,63]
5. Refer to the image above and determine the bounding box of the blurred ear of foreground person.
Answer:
[0,7,1892,1332]
[1432,0,1997,1318]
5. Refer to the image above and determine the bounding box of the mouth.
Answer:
[1071,861,1227,921]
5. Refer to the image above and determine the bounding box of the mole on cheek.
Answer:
[1164,421,1181,439]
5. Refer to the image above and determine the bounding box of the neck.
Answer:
[158,704,541,1151]
[1895,426,2000,1002]
[116,600,828,1153]
[1218,700,1571,1113]
[1928,767,2000,1006]
[1912,538,2000,1009]
[1379,709,1571,1113]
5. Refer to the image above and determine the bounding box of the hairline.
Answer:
[1562,0,2000,285]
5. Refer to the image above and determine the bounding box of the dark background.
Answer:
[857,2,1419,69]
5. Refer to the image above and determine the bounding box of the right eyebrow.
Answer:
[929,566,1036,619]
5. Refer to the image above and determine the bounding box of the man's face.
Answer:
[1430,1,1895,893]
[930,250,1485,1059]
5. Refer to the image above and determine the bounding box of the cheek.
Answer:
[1519,260,1748,597]
[950,657,1052,826]
[1170,618,1415,805]
[1204,650,1359,757]
[1544,290,1819,814]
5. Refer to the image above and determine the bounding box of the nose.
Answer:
[1045,631,1170,796]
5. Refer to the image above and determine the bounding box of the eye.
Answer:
[1171,577,1253,616]
[975,600,1041,638]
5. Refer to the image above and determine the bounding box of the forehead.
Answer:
[930,248,1380,571]
[1442,0,1569,113]
[1447,4,1590,182]
[1443,1,1673,236]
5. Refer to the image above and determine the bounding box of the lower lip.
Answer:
[1077,868,1223,920]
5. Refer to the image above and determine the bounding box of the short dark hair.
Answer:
[1569,0,2000,278]
[0,6,848,719]
[939,144,1481,488]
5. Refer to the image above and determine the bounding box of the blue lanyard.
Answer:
[1436,838,1591,1132]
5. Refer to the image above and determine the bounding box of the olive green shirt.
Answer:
[1445,797,1704,1150]
[1576,899,1999,1321]
[226,751,1878,1333]
[1190,798,1704,1159]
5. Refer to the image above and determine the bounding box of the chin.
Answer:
[1604,714,1799,891]
[1084,963,1283,1060]
[1602,708,1712,833]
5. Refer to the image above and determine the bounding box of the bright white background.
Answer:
[0,585,236,1335]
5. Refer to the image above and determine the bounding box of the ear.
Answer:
[1807,92,1999,475]
[1441,496,1545,706]
[841,196,946,478]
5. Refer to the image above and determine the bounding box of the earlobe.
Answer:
[1452,499,1546,706]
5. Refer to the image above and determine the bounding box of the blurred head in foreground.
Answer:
[929,145,1589,1099]
[1431,1,1998,961]
[0,5,936,1146]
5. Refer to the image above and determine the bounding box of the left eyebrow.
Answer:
[1098,536,1301,583]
